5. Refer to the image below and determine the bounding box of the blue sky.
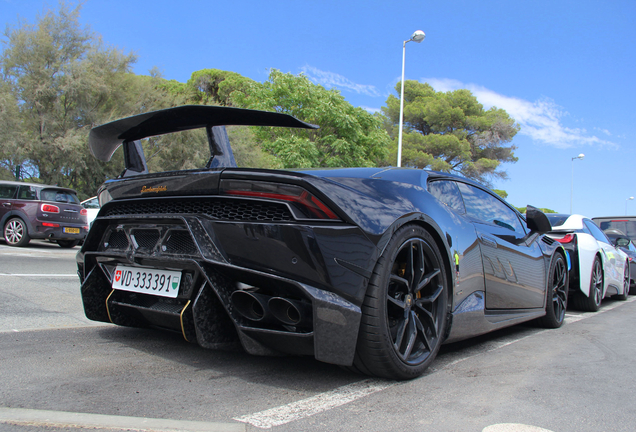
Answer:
[2,0,635,218]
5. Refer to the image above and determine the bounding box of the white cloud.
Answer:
[360,106,382,114]
[301,66,381,97]
[424,78,615,149]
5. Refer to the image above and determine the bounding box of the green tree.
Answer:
[0,2,190,197]
[514,206,556,214]
[232,69,390,168]
[1,2,137,194]
[384,81,519,185]
[187,69,255,106]
[0,80,24,179]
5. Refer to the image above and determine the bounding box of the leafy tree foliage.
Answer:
[232,69,390,168]
[494,190,556,214]
[493,189,508,199]
[0,3,191,197]
[0,3,139,196]
[514,206,556,214]
[187,69,255,106]
[383,81,519,185]
[0,80,24,179]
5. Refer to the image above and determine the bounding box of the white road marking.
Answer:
[233,379,394,429]
[0,273,77,277]
[0,407,244,432]
[483,424,554,432]
[234,296,636,429]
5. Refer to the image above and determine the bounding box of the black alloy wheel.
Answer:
[351,225,448,380]
[3,218,30,247]
[536,253,568,328]
[572,256,603,312]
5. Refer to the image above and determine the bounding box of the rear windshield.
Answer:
[594,219,636,243]
[546,214,570,227]
[40,188,80,204]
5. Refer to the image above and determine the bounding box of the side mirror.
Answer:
[526,205,552,234]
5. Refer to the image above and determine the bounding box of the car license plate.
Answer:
[112,265,181,298]
[63,227,80,234]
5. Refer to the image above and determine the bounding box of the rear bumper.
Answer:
[77,214,375,366]
[31,222,88,241]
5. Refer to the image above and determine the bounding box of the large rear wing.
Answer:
[88,105,318,176]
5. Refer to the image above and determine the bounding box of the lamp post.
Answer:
[626,197,634,215]
[570,153,584,214]
[397,30,425,167]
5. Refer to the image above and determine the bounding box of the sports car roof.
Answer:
[88,105,319,162]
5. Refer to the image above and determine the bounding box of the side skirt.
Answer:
[444,291,545,344]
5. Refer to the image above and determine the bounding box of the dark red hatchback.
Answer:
[0,180,89,248]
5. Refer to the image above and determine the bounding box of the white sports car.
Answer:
[546,214,630,311]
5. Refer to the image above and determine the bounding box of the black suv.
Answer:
[0,180,88,248]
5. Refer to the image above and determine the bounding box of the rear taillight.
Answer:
[41,204,60,213]
[220,179,339,220]
[555,234,575,244]
[42,222,60,227]
[80,209,88,216]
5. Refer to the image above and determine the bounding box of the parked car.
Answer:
[0,180,88,248]
[603,229,636,293]
[80,196,100,226]
[77,105,569,380]
[592,216,636,244]
[546,214,629,311]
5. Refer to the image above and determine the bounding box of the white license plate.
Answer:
[112,265,181,298]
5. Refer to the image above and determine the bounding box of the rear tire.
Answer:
[350,224,449,380]
[571,256,603,312]
[3,218,30,247]
[536,252,568,328]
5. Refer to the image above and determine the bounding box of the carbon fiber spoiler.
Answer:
[88,105,319,175]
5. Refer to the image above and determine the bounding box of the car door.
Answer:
[0,183,19,226]
[456,182,546,309]
[583,219,625,294]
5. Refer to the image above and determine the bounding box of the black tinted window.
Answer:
[595,219,636,243]
[584,219,610,243]
[17,186,37,200]
[457,183,523,232]
[428,180,466,214]
[0,184,18,199]
[546,214,570,227]
[41,189,80,204]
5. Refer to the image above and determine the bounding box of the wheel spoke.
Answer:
[414,303,438,337]
[389,274,409,289]
[387,295,406,309]
[392,310,409,352]
[415,269,441,294]
[399,312,418,360]
[413,313,433,351]
[418,283,443,303]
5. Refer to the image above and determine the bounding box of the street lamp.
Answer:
[626,197,634,215]
[397,30,425,167]
[570,153,584,214]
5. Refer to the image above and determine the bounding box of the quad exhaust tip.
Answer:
[230,290,312,328]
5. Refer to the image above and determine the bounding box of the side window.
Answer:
[428,180,466,214]
[17,186,37,200]
[457,182,524,232]
[0,185,18,199]
[584,219,610,243]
